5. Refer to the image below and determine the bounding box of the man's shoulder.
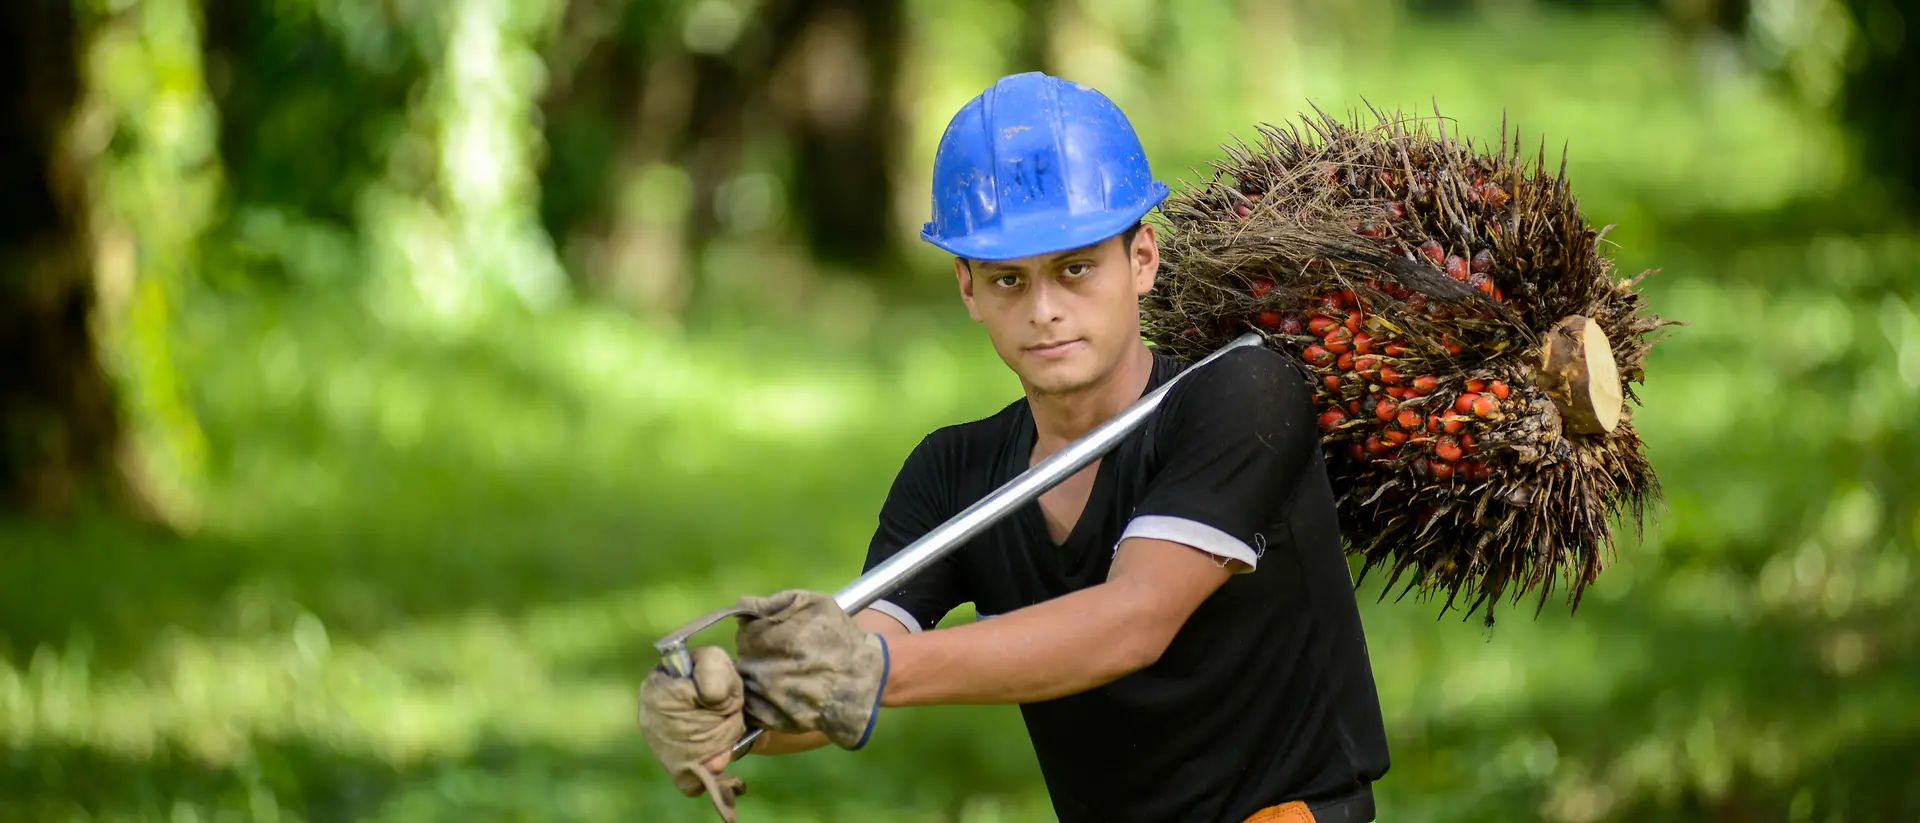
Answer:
[902,396,1026,475]
[1162,342,1313,414]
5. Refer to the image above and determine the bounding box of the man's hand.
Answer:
[733,590,890,750]
[638,646,750,823]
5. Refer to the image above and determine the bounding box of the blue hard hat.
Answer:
[921,72,1169,262]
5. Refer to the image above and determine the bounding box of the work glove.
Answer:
[638,645,749,823]
[733,589,890,750]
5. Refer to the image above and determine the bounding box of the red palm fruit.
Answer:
[1471,249,1493,274]
[1434,436,1463,463]
[1489,380,1510,399]
[1349,441,1367,462]
[1323,374,1341,392]
[1460,432,1478,454]
[1345,312,1365,335]
[1385,386,1408,398]
[1358,223,1387,238]
[1466,378,1486,392]
[1471,394,1500,418]
[1383,428,1410,447]
[1352,332,1376,355]
[1410,375,1439,394]
[1324,326,1354,354]
[1430,461,1455,481]
[1380,365,1404,385]
[1304,345,1334,367]
[1309,315,1339,336]
[1411,456,1431,479]
[1445,255,1470,281]
[1427,414,1445,433]
[1258,311,1283,329]
[1279,315,1305,335]
[1396,409,1422,431]
[1354,354,1383,381]
[1251,277,1274,297]
[1419,240,1445,265]
[1381,201,1405,219]
[1406,293,1430,312]
[1383,341,1412,357]
[1337,351,1355,372]
[1375,398,1398,421]
[1441,415,1467,435]
[1340,288,1358,307]
[1376,169,1395,188]
[1366,434,1390,459]
[1347,399,1363,417]
[1455,393,1480,414]
[1492,285,1505,302]
[1318,407,1348,432]
[1471,273,1495,296]
[1443,337,1464,355]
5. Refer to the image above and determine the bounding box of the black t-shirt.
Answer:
[859,344,1392,823]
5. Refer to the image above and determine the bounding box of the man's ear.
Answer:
[954,257,982,322]
[1131,224,1161,295]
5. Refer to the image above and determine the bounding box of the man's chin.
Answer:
[1019,362,1097,397]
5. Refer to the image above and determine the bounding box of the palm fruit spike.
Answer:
[1139,103,1682,625]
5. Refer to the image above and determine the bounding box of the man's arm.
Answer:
[876,536,1234,707]
[875,348,1307,708]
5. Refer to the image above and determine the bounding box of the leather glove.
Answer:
[638,645,749,823]
[733,589,890,750]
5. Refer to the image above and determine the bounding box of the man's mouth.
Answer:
[1026,339,1083,358]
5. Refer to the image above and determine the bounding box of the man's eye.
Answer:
[995,275,1021,288]
[1064,263,1092,277]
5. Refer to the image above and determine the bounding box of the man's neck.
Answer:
[1025,342,1155,457]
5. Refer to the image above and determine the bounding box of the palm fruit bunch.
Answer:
[1140,105,1678,624]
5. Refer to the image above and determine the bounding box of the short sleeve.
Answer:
[1122,347,1320,573]
[860,433,969,632]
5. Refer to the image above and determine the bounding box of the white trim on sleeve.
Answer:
[1120,515,1261,572]
[866,599,924,633]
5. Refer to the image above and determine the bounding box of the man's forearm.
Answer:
[878,579,1170,707]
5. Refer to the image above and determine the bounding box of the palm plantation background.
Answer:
[3,0,1917,820]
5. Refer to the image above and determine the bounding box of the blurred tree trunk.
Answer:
[771,0,906,271]
[1835,0,1919,210]
[1017,0,1058,75]
[0,0,139,517]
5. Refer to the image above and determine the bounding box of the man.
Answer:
[639,72,1391,823]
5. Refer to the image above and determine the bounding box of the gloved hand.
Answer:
[733,589,890,750]
[638,645,749,823]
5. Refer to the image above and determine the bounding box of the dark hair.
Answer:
[962,220,1146,272]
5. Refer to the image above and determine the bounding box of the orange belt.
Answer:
[1241,800,1316,823]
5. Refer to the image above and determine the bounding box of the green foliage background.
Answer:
[5,0,1918,821]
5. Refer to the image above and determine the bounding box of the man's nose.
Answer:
[1028,276,1065,326]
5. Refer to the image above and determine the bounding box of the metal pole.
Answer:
[649,332,1267,756]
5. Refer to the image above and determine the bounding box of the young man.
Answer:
[639,72,1390,823]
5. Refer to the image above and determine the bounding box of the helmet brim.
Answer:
[921,183,1170,263]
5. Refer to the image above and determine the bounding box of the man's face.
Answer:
[955,225,1160,398]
